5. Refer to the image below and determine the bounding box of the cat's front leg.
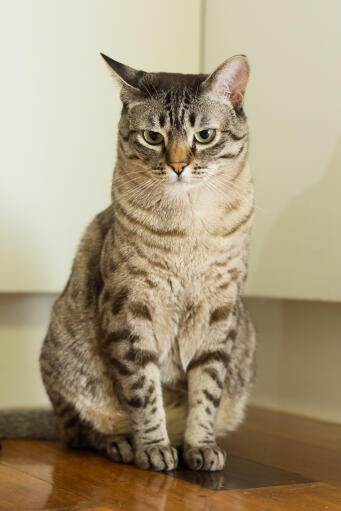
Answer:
[101,326,177,471]
[184,318,233,471]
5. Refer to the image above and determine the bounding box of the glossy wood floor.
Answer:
[1,407,341,510]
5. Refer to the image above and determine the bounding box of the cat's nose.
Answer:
[169,162,187,175]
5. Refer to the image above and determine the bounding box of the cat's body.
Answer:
[39,55,256,471]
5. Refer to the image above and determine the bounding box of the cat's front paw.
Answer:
[135,444,178,472]
[184,444,226,471]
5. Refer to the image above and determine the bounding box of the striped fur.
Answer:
[33,55,256,472]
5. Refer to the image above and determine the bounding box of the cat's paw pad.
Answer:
[135,444,178,471]
[184,444,226,471]
[106,436,134,464]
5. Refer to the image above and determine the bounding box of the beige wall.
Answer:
[0,294,52,408]
[1,294,340,424]
[2,0,340,301]
[0,0,202,292]
[246,297,341,423]
[204,0,341,302]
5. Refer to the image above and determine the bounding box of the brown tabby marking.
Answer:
[187,351,230,371]
[129,302,152,321]
[209,305,231,325]
[111,287,129,315]
[39,54,256,473]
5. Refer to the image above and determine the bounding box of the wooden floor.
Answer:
[1,407,341,510]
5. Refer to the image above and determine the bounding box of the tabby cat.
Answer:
[38,53,256,472]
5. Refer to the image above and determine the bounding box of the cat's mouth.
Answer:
[167,175,203,191]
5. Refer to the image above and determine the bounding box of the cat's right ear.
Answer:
[100,53,144,101]
[201,55,250,109]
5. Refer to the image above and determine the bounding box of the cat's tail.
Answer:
[0,409,58,440]
[0,405,188,445]
[0,397,243,445]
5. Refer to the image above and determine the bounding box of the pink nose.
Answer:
[169,162,187,175]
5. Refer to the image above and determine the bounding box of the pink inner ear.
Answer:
[228,70,248,106]
[208,56,250,107]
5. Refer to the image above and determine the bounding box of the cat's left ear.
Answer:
[100,53,145,100]
[201,55,250,109]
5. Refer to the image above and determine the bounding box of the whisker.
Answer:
[202,169,265,214]
[117,178,158,205]
[194,171,262,214]
[115,177,153,199]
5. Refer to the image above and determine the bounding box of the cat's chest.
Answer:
[154,255,238,381]
[163,232,243,290]
[156,285,211,382]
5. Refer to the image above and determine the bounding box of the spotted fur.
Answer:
[37,55,256,472]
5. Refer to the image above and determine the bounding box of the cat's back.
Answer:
[41,205,119,405]
[54,205,113,314]
[42,206,113,378]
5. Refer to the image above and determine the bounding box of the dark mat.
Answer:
[169,454,315,491]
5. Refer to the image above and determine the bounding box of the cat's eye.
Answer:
[143,130,164,145]
[194,129,216,144]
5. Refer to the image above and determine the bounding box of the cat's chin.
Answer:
[165,177,202,193]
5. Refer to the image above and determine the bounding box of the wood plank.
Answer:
[40,508,112,511]
[1,406,340,510]
[0,439,312,494]
[0,440,191,511]
[59,508,113,511]
[225,427,341,487]
[39,485,341,511]
[1,440,341,511]
[243,407,341,451]
[41,508,112,511]
[221,483,341,510]
[0,463,89,511]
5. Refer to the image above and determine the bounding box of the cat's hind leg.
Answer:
[50,391,134,464]
[216,307,256,437]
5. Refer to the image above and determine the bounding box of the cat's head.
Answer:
[102,53,249,194]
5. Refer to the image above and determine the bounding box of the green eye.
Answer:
[194,129,216,144]
[143,130,164,145]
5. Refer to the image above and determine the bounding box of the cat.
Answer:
[2,54,256,472]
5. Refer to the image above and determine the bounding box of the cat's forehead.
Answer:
[128,74,232,129]
[128,90,230,130]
